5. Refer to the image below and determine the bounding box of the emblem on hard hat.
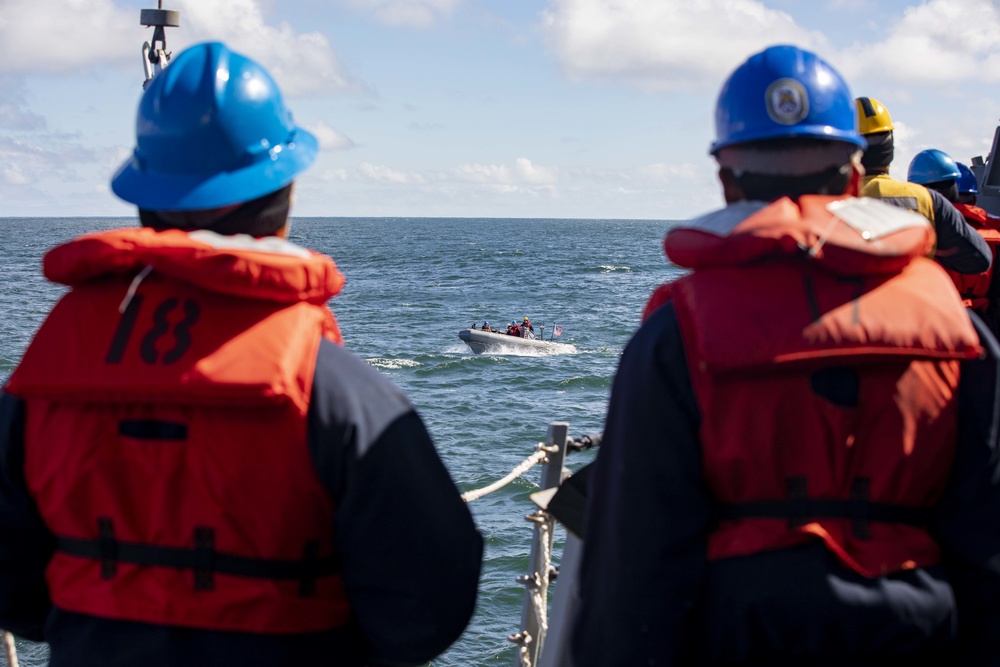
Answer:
[765,78,809,125]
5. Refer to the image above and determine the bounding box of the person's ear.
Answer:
[719,167,745,204]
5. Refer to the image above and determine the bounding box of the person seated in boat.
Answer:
[854,96,990,275]
[481,320,492,332]
[907,150,1000,337]
[506,321,518,335]
[573,44,1000,667]
[0,41,482,667]
[521,316,535,338]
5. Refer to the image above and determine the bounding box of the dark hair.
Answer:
[729,164,853,202]
[860,130,893,173]
[139,184,292,237]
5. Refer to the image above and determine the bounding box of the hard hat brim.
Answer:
[111,128,318,211]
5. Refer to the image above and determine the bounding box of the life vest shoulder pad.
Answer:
[664,196,934,277]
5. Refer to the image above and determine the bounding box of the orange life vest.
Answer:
[948,202,1000,311]
[5,228,352,634]
[645,196,981,577]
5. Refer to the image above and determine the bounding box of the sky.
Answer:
[2,0,1000,220]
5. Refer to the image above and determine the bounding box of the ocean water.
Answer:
[0,216,687,666]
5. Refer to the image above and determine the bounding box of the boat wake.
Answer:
[465,342,577,356]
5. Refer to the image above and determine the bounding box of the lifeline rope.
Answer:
[466,432,601,665]
[460,447,548,503]
[510,631,533,667]
[3,630,18,667]
[529,514,554,636]
[508,510,556,666]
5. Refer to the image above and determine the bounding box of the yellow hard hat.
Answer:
[855,97,893,135]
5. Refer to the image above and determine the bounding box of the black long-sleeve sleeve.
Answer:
[931,315,1000,665]
[0,392,54,642]
[308,339,484,666]
[932,189,993,274]
[571,303,708,666]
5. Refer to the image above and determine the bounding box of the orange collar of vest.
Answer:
[42,227,344,305]
[664,195,934,277]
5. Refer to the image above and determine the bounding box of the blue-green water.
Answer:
[0,216,687,666]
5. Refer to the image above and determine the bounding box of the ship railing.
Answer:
[461,422,600,667]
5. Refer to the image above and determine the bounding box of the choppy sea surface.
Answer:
[0,216,687,666]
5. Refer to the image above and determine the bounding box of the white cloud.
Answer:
[453,158,558,185]
[359,162,426,183]
[515,158,558,184]
[1,163,30,186]
[454,162,511,183]
[318,168,351,182]
[540,0,822,92]
[172,0,357,96]
[0,0,135,74]
[306,121,357,150]
[836,0,1000,85]
[628,162,702,183]
[0,77,46,131]
[0,135,96,185]
[342,0,462,28]
[0,0,356,96]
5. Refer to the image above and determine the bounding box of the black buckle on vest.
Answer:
[789,477,872,538]
[718,475,926,534]
[98,517,118,579]
[299,541,320,598]
[56,533,342,584]
[193,527,216,591]
[786,476,809,529]
[850,477,871,540]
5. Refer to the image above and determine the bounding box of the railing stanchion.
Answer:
[513,422,568,667]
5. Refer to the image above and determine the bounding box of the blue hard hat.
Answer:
[111,42,318,210]
[907,149,961,185]
[711,45,865,154]
[956,162,980,195]
[484,321,489,326]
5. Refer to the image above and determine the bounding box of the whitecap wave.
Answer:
[367,357,422,369]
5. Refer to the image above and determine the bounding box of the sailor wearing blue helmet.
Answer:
[573,44,1000,665]
[908,148,962,201]
[0,41,482,667]
[957,161,981,201]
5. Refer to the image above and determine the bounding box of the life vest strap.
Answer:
[57,525,337,596]
[717,499,929,531]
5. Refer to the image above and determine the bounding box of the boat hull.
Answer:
[459,328,559,354]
